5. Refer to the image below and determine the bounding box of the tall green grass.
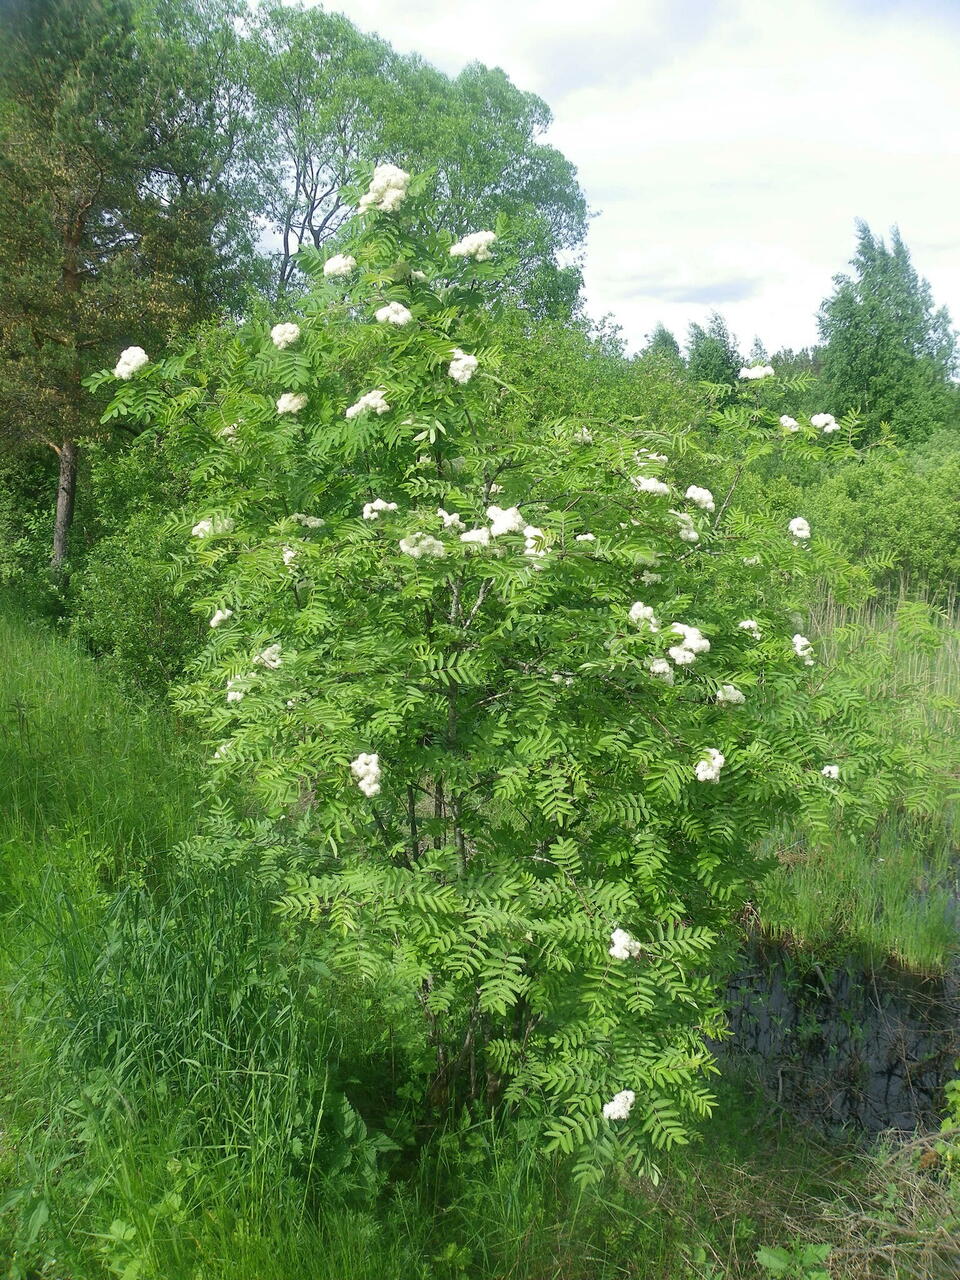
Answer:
[0,599,197,887]
[756,591,960,972]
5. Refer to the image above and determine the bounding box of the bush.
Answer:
[90,166,942,1183]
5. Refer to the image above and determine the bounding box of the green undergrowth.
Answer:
[755,593,960,974]
[1,606,958,1278]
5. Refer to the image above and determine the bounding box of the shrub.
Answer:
[90,166,934,1182]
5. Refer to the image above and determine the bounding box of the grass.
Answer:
[1,601,958,1278]
[755,591,960,973]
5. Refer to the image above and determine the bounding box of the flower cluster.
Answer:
[715,683,745,705]
[648,657,674,684]
[780,415,800,431]
[694,748,725,783]
[523,525,547,559]
[437,508,465,529]
[685,485,715,512]
[573,427,593,444]
[114,346,149,379]
[673,511,700,543]
[375,301,413,326]
[253,643,282,669]
[350,752,381,797]
[399,531,446,559]
[602,1089,636,1121]
[292,513,324,528]
[636,448,668,464]
[210,607,233,628]
[488,505,524,537]
[362,497,398,520]
[346,389,390,419]
[788,517,811,541]
[632,475,670,497]
[821,764,840,780]
[739,364,774,380]
[358,163,410,214]
[277,392,308,415]
[449,349,478,384]
[668,623,710,666]
[270,323,300,349]
[628,601,660,632]
[282,545,298,567]
[738,619,761,638]
[792,634,814,665]
[449,230,497,261]
[324,253,357,277]
[576,532,596,543]
[609,928,643,960]
[811,412,840,433]
[460,527,491,545]
[192,515,235,538]
[226,676,246,704]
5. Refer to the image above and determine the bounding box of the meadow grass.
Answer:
[1,602,958,1278]
[755,590,960,973]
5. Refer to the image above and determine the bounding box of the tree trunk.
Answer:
[51,438,78,570]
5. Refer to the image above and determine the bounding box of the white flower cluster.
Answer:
[573,427,593,444]
[788,517,811,541]
[523,525,547,559]
[253,643,282,669]
[668,623,710,666]
[641,570,662,585]
[648,657,674,684]
[609,928,643,960]
[375,301,412,326]
[602,1089,635,1121]
[487,505,524,537]
[628,601,660,632]
[192,515,234,537]
[449,230,497,261]
[226,676,247,704]
[358,163,410,213]
[351,752,381,797]
[437,508,464,529]
[219,422,237,439]
[210,607,233,628]
[282,545,298,567]
[292,512,324,528]
[739,364,774,380]
[743,556,761,566]
[780,415,800,431]
[672,511,700,543]
[346,389,390,419]
[277,392,307,415]
[738,619,761,638]
[114,346,149,379]
[636,448,669,464]
[576,533,596,543]
[821,764,840,780]
[792,634,814,665]
[460,527,491,545]
[324,253,357,277]
[363,497,398,520]
[449,349,478,384]
[685,485,715,512]
[716,683,745,705]
[811,413,840,433]
[271,323,300,349]
[399,531,445,559]
[695,748,725,783]
[632,475,670,497]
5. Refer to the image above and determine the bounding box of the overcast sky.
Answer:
[322,0,959,356]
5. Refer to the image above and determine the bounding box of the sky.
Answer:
[319,0,960,356]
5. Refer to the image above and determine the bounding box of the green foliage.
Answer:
[88,166,923,1180]
[818,222,959,442]
[686,312,742,389]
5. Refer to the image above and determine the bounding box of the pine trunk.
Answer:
[51,438,78,570]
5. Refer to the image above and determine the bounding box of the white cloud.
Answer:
[325,0,960,353]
